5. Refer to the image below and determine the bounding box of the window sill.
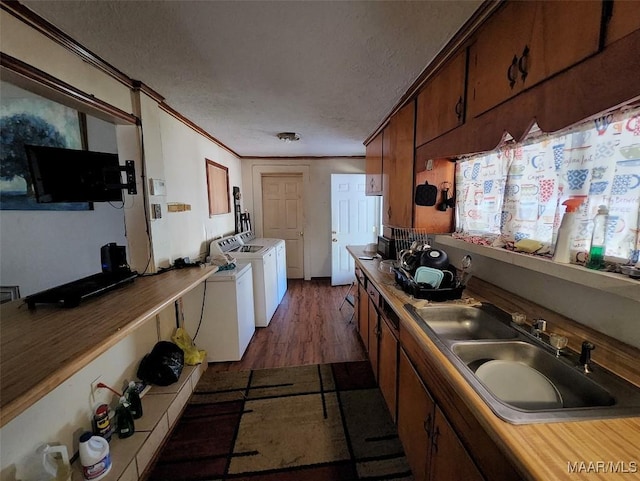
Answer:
[435,235,640,303]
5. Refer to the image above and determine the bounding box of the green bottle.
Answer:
[127,381,143,419]
[115,396,135,439]
[586,205,608,270]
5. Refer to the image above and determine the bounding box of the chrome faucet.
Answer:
[579,341,596,373]
[531,319,547,339]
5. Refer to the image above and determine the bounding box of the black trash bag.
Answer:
[137,341,184,386]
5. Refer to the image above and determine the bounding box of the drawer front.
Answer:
[367,284,380,309]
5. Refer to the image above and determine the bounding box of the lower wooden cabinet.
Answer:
[398,349,434,481]
[378,314,398,422]
[430,407,484,481]
[368,296,379,379]
[397,348,483,481]
[357,281,368,349]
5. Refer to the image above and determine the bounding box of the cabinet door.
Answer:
[378,316,398,422]
[430,407,484,481]
[606,0,640,46]
[382,101,415,228]
[397,349,435,481]
[468,0,602,118]
[416,49,467,147]
[367,296,379,379]
[366,132,383,196]
[357,281,369,349]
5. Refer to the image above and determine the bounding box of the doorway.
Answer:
[262,174,304,279]
[330,174,380,286]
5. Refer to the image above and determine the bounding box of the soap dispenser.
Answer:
[553,197,585,264]
[586,205,609,269]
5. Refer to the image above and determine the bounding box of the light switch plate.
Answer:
[149,178,166,196]
[151,203,162,219]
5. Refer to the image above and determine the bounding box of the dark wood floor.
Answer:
[209,278,366,372]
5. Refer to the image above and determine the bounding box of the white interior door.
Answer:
[331,174,380,286]
[262,174,304,278]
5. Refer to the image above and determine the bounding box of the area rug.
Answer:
[148,361,413,480]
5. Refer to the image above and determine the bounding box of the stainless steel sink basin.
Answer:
[452,341,615,409]
[405,304,517,340]
[403,302,640,423]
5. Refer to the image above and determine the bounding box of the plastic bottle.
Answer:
[126,381,143,419]
[586,205,609,269]
[115,396,135,439]
[552,197,585,264]
[20,444,70,481]
[78,432,111,481]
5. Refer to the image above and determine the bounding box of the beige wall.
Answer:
[241,157,365,279]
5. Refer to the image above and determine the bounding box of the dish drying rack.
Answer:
[393,228,433,259]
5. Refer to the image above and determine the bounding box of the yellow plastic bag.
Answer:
[172,327,206,365]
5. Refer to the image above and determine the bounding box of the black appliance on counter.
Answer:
[377,235,396,260]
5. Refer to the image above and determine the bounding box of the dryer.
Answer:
[236,231,287,303]
[212,235,278,327]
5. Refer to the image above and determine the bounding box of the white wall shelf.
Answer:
[436,235,640,303]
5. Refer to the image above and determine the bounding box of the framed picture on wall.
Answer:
[0,81,91,210]
[205,158,230,216]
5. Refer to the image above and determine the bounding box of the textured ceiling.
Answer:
[22,1,483,158]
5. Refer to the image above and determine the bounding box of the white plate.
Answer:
[475,360,563,410]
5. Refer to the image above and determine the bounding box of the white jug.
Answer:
[19,444,70,481]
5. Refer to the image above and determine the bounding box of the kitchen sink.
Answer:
[403,302,640,423]
[405,304,518,340]
[452,340,615,409]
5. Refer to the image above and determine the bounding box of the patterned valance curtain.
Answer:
[455,107,640,263]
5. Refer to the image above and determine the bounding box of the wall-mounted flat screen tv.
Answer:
[25,145,136,203]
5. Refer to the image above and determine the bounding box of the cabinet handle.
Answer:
[454,96,463,122]
[518,45,530,82]
[375,321,381,337]
[507,54,518,89]
[423,413,432,439]
[431,425,441,453]
[387,206,392,219]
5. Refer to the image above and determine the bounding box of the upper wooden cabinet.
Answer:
[467,0,602,118]
[382,101,415,228]
[416,49,467,147]
[365,132,383,196]
[605,0,640,46]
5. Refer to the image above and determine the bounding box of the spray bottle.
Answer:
[553,197,585,264]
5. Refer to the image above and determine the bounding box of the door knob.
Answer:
[332,238,338,242]
[299,231,304,236]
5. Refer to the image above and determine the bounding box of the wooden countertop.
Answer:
[0,266,218,427]
[348,246,640,481]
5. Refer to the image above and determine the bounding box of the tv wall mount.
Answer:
[105,160,137,195]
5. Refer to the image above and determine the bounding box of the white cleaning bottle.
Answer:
[553,197,585,264]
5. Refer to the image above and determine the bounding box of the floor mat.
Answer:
[148,361,413,480]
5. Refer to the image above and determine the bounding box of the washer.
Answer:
[236,231,287,303]
[213,235,278,327]
[182,262,255,362]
